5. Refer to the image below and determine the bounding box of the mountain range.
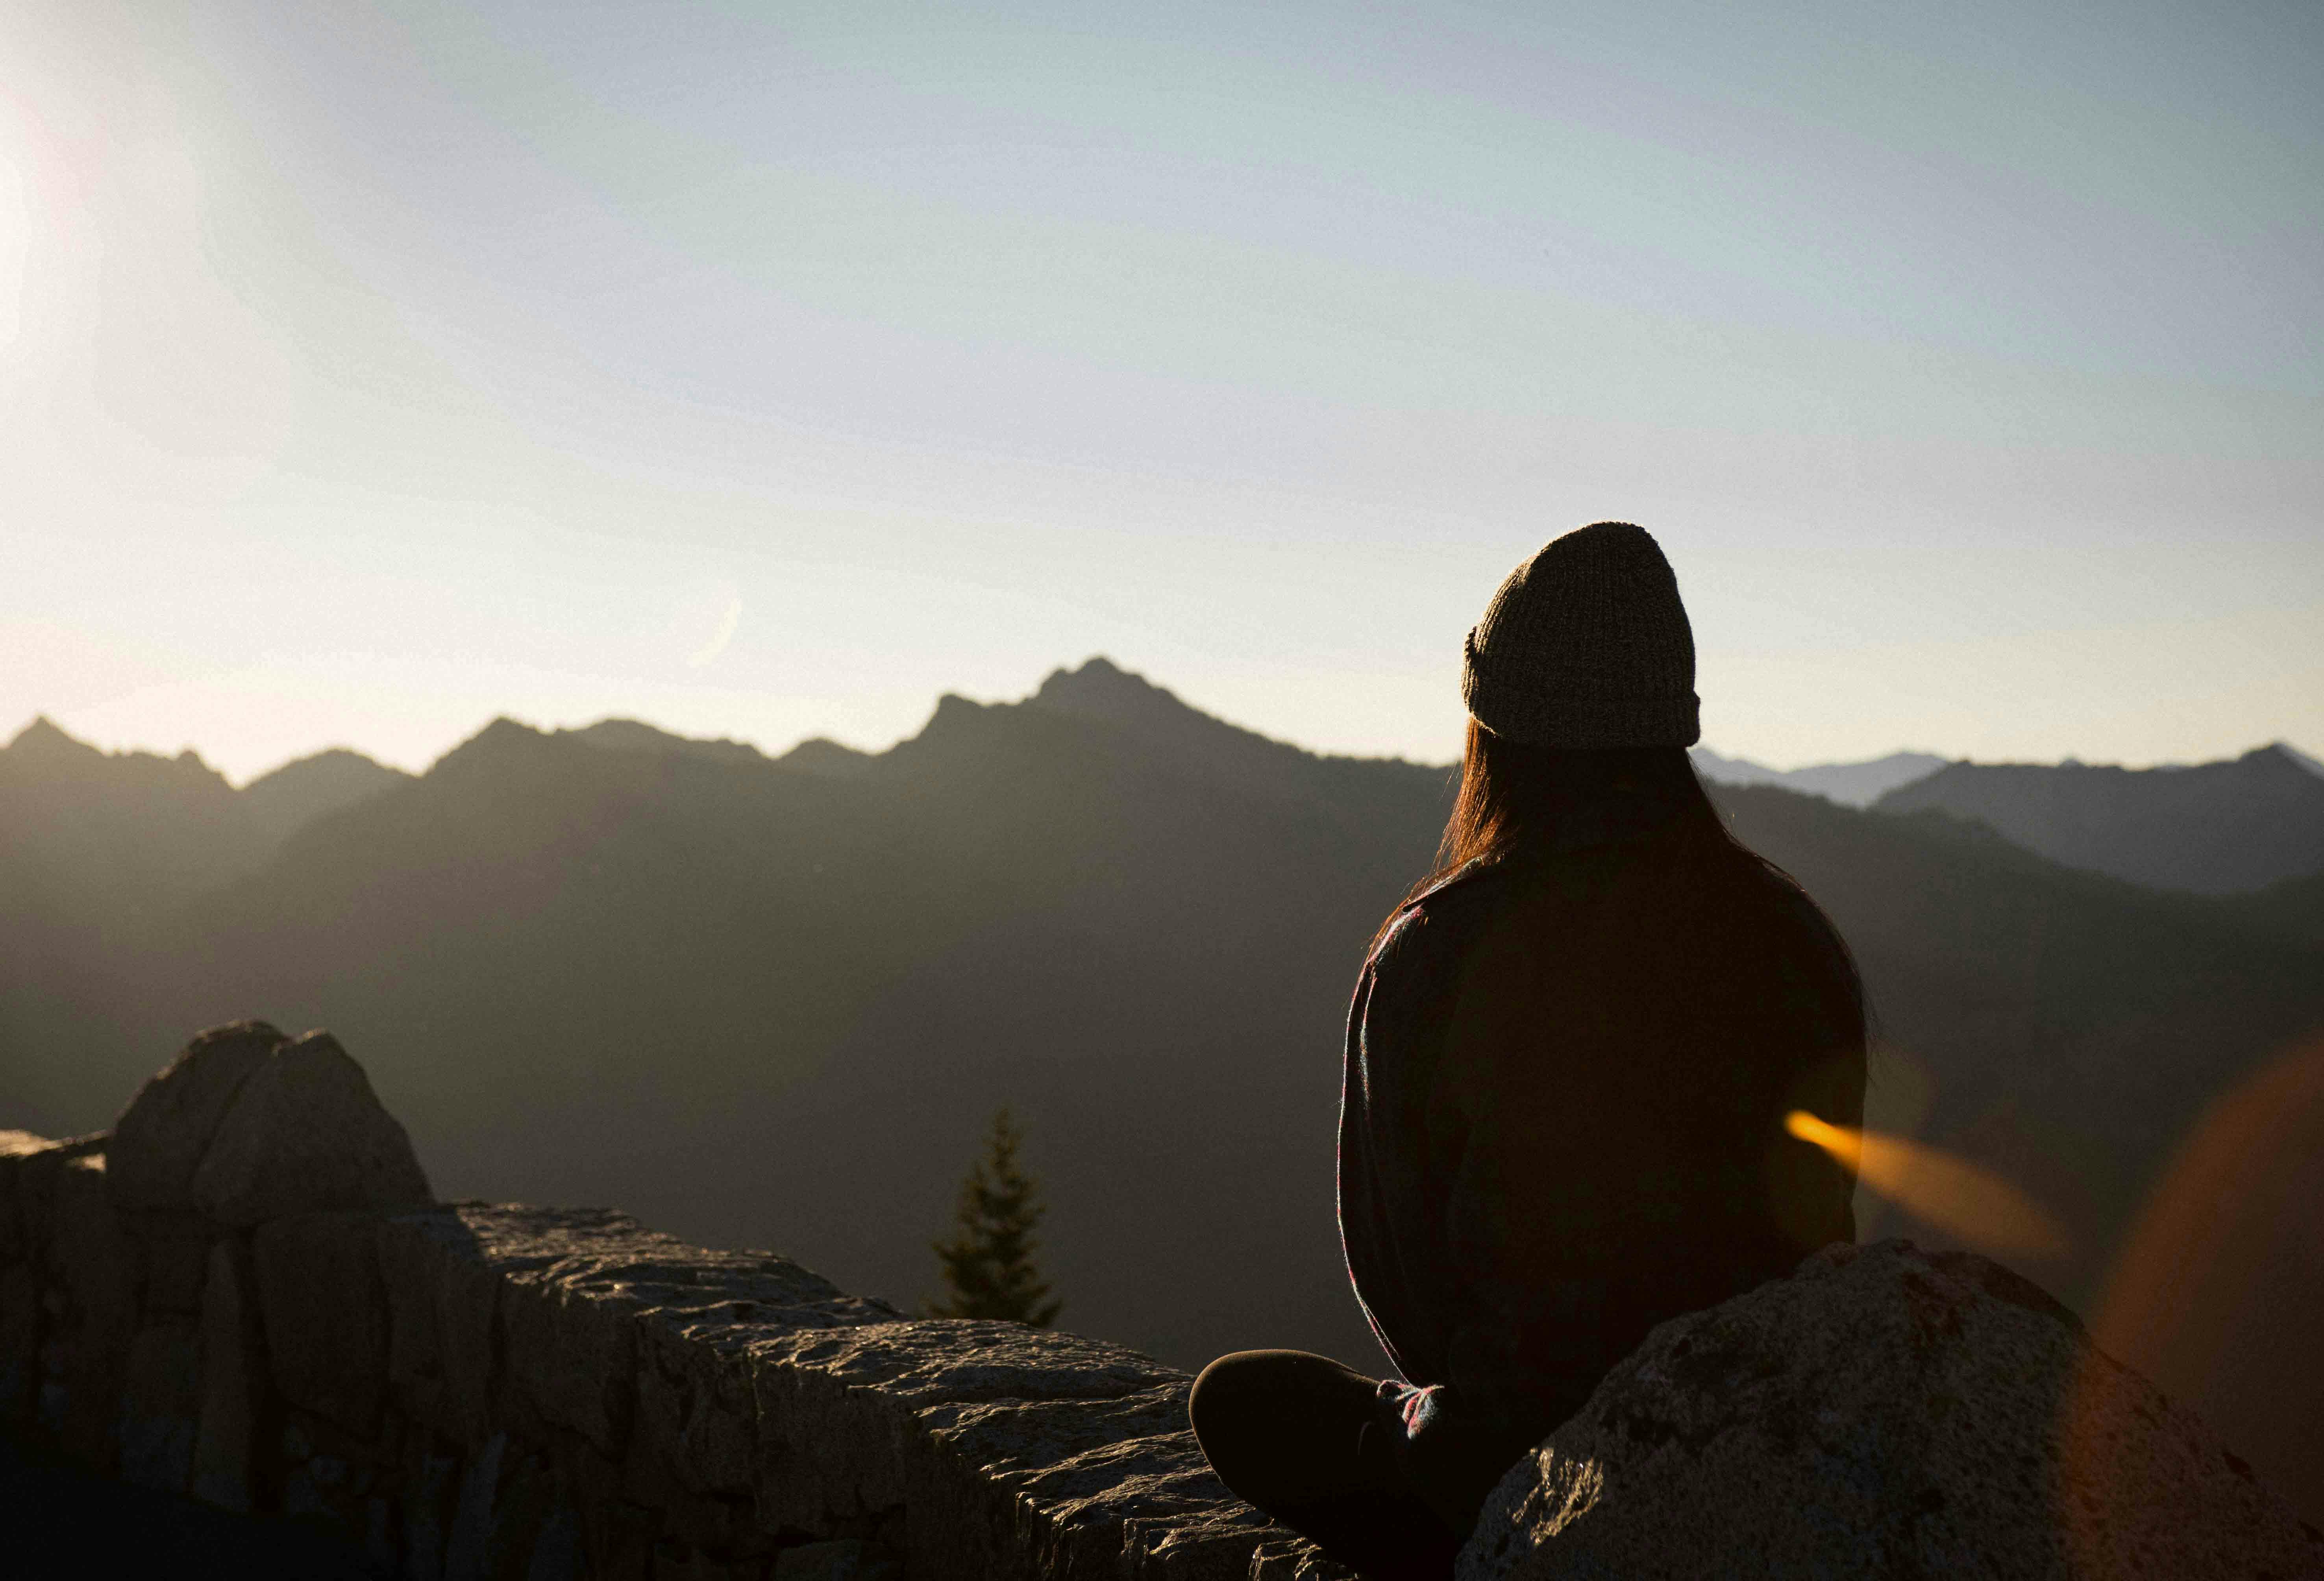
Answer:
[1689,746,1949,807]
[1876,746,2324,895]
[1695,739,2324,895]
[5,662,2322,1516]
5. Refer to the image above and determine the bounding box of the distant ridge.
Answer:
[1028,657,1449,820]
[1877,744,2324,894]
[1691,746,1947,808]
[568,718,768,766]
[776,737,875,778]
[242,750,414,855]
[0,722,412,928]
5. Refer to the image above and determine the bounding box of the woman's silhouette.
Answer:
[1189,522,1866,1575]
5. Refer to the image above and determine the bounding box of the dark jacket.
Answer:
[1337,824,1864,1527]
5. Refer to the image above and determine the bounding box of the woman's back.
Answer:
[1341,795,1865,1451]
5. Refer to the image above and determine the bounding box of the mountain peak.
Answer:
[5,715,100,762]
[776,737,873,779]
[1031,656,1196,731]
[429,716,554,776]
[241,749,412,845]
[566,718,767,767]
[1693,747,1948,809]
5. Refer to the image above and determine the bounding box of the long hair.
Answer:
[1375,722,1860,1014]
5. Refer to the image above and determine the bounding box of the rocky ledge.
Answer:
[5,1022,2317,1579]
[1,1022,1343,1578]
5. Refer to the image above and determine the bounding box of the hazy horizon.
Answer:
[7,657,2321,789]
[9,0,2319,781]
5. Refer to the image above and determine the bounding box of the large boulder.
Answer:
[188,1031,433,1226]
[107,1022,284,1211]
[1459,1240,2324,1580]
[252,1211,390,1435]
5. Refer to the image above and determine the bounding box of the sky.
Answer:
[5,0,2319,782]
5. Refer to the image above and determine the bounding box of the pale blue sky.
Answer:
[6,0,2319,780]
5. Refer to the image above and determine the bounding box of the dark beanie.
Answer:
[1461,521,1700,748]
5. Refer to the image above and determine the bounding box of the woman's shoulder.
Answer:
[1735,857,1850,952]
[1367,857,1512,975]
[1721,856,1863,1016]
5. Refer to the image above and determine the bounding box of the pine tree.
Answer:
[925,1107,1062,1326]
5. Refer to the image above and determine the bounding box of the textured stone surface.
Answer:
[920,1384,1328,1579]
[53,1154,131,1335]
[191,1240,260,1510]
[189,1030,433,1226]
[128,1210,218,1316]
[0,1128,54,1263]
[118,1321,202,1491]
[252,1211,390,1434]
[773,1539,903,1580]
[6,1079,1347,1580]
[0,1261,37,1416]
[106,1021,283,1211]
[53,1152,133,1467]
[1459,1240,2324,1581]
[382,1205,505,1441]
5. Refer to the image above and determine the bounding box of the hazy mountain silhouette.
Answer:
[1876,745,2324,894]
[1,717,259,932]
[570,718,772,767]
[0,721,413,930]
[241,749,414,857]
[4,665,2322,1511]
[1691,746,1946,807]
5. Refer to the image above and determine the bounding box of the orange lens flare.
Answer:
[1786,1110,2070,1261]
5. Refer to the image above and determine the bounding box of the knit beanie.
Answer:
[1461,521,1701,748]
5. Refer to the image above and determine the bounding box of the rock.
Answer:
[773,1539,903,1581]
[459,1201,884,1462]
[743,1317,1330,1578]
[0,1133,61,1422]
[501,1265,642,1458]
[526,1499,585,1581]
[2,1131,104,1271]
[921,1385,1314,1578]
[191,1241,261,1511]
[444,1431,507,1581]
[107,1021,283,1211]
[188,1030,433,1226]
[117,1322,201,1491]
[402,1442,462,1579]
[0,1128,57,1262]
[382,1208,505,1442]
[252,1211,390,1434]
[52,1153,130,1322]
[468,1444,566,1581]
[127,1210,218,1316]
[1459,1239,2324,1581]
[53,1152,132,1468]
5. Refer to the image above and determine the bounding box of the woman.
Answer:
[1188,522,1866,1575]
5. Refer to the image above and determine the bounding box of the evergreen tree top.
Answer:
[926,1106,1062,1327]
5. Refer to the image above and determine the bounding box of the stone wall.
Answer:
[1,1023,1346,1580]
